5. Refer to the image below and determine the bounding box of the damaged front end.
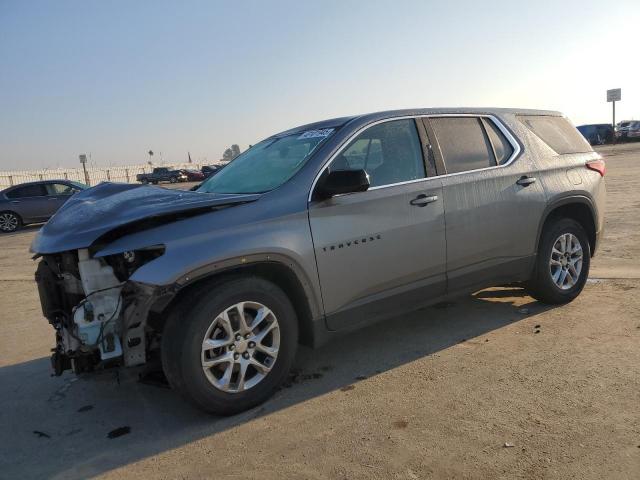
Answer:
[35,246,167,375]
[30,182,262,377]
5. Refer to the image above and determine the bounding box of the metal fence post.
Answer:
[125,168,130,183]
[9,175,13,186]
[106,169,111,181]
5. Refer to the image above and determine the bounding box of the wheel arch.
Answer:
[149,256,322,348]
[536,195,597,257]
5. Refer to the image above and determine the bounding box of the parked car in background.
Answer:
[0,180,87,233]
[629,122,640,140]
[201,164,225,178]
[180,169,206,182]
[136,167,187,184]
[32,108,605,415]
[615,120,640,141]
[577,124,614,145]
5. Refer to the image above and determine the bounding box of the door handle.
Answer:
[410,194,438,207]
[516,176,537,187]
[10,200,20,204]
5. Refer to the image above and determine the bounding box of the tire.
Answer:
[161,276,298,415]
[141,179,149,185]
[169,176,177,184]
[0,211,22,233]
[526,218,590,304]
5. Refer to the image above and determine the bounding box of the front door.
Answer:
[308,118,447,331]
[43,183,78,218]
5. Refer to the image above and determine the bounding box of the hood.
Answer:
[31,182,261,254]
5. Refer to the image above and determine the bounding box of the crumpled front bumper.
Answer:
[35,254,173,375]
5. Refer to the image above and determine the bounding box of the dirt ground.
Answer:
[0,146,638,479]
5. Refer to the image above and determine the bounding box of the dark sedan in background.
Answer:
[180,169,206,182]
[0,180,87,233]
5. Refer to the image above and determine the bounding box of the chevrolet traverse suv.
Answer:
[32,108,605,415]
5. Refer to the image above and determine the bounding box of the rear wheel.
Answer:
[526,218,590,304]
[0,211,21,233]
[141,179,149,185]
[161,276,298,415]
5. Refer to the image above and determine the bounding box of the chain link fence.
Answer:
[0,162,207,190]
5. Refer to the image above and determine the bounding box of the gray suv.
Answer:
[32,108,606,415]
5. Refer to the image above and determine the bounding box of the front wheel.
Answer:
[525,218,590,304]
[161,276,298,415]
[169,176,178,183]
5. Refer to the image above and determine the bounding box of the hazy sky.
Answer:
[1,0,638,170]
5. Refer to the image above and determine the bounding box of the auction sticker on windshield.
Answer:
[298,128,334,139]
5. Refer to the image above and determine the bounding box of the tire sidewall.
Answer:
[171,278,298,414]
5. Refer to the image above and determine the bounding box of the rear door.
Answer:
[4,184,49,222]
[425,115,547,293]
[308,118,446,331]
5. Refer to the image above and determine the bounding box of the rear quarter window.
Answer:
[481,118,514,165]
[519,115,592,154]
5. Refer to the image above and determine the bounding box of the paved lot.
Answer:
[1,149,639,479]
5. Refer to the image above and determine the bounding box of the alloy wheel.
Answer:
[0,213,18,232]
[201,301,280,393]
[549,233,583,290]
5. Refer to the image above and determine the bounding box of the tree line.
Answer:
[222,144,241,162]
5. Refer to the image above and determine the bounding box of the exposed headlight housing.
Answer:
[103,245,165,281]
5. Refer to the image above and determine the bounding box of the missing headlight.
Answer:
[104,245,165,281]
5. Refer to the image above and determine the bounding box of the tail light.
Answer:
[586,159,606,176]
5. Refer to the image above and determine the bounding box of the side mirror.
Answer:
[317,169,370,199]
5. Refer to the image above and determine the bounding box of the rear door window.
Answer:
[430,117,496,174]
[5,184,47,199]
[519,115,592,154]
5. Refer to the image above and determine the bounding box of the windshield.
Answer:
[197,128,335,194]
